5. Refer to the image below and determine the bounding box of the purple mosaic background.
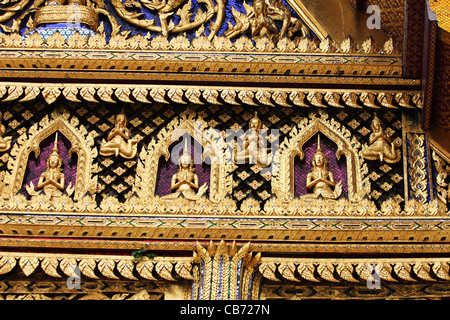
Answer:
[21,132,78,198]
[294,133,348,197]
[156,136,210,197]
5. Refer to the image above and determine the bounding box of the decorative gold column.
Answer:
[191,241,261,300]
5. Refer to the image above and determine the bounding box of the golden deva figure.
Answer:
[362,114,401,163]
[305,135,342,200]
[36,133,65,199]
[0,112,12,152]
[27,133,74,200]
[162,139,208,201]
[250,0,278,38]
[99,111,138,159]
[233,112,272,167]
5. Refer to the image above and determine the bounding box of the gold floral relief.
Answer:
[2,107,98,202]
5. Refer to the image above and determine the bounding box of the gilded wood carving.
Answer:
[99,111,139,159]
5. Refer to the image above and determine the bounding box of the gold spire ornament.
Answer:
[305,134,342,200]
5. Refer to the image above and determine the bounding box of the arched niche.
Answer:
[21,131,78,199]
[293,132,348,198]
[154,134,211,199]
[135,110,232,204]
[274,111,369,202]
[4,108,98,201]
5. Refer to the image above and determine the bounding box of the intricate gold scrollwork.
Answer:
[111,0,225,39]
[3,107,98,202]
[225,0,309,41]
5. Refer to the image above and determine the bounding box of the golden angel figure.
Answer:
[99,111,138,159]
[362,114,401,163]
[26,133,74,200]
[162,139,208,201]
[305,135,342,200]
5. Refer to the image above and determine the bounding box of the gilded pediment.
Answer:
[0,0,390,51]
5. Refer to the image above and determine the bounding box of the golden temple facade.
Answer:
[0,0,448,301]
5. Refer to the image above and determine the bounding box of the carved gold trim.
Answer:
[0,83,423,109]
[407,133,429,204]
[0,31,396,55]
[134,109,233,204]
[1,189,448,216]
[1,251,448,287]
[3,107,98,201]
[1,236,450,255]
[259,257,450,283]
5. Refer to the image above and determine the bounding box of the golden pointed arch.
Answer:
[4,108,98,201]
[135,109,232,204]
[273,111,370,202]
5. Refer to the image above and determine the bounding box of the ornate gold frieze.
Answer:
[259,257,450,283]
[0,83,423,109]
[1,250,449,299]
[0,251,194,282]
[1,212,449,246]
[262,283,450,300]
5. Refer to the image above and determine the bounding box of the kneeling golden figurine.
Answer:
[99,112,139,159]
[362,114,401,163]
